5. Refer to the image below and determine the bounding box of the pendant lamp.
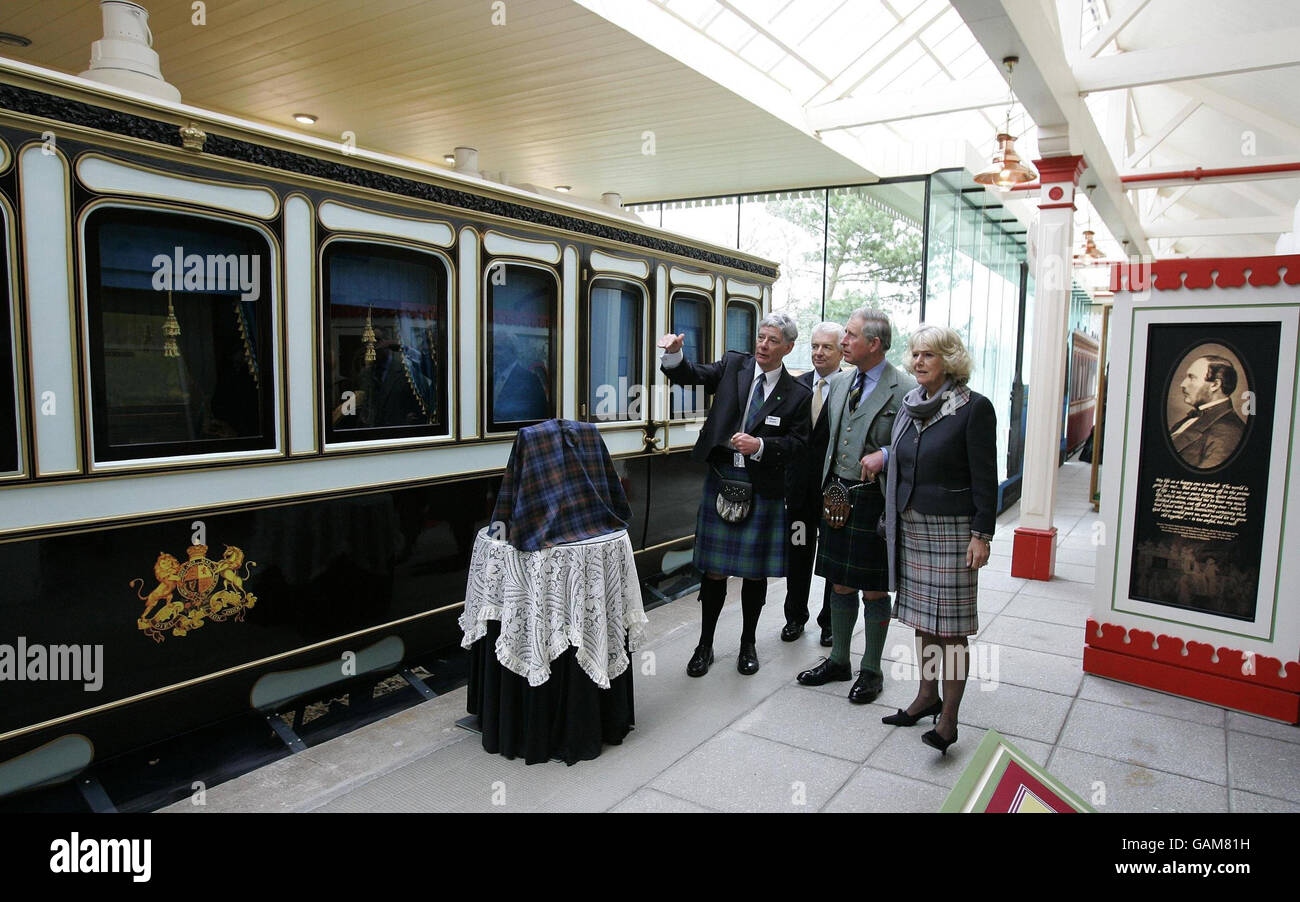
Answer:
[974,57,1038,192]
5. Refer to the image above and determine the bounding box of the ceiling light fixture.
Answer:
[444,153,456,164]
[554,185,572,193]
[0,32,32,47]
[974,57,1038,193]
[293,113,317,125]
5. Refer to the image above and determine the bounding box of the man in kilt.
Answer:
[658,313,811,677]
[796,308,915,704]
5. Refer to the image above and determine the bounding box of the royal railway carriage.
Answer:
[0,57,777,795]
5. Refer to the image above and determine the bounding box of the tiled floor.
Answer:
[164,463,1299,813]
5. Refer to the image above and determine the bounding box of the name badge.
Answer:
[733,452,746,468]
[765,415,781,426]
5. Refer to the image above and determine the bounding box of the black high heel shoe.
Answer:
[881,699,943,726]
[921,726,958,755]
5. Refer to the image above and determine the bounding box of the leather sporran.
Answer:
[822,481,851,529]
[715,478,754,524]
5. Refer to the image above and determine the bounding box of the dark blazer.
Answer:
[1171,401,1245,469]
[663,350,811,499]
[884,387,997,589]
[788,369,834,508]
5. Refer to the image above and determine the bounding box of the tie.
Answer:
[812,379,825,425]
[745,374,766,432]
[848,371,865,412]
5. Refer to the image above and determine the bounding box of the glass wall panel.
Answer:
[670,291,710,417]
[924,170,1029,485]
[84,206,275,462]
[487,262,557,431]
[820,183,926,369]
[324,241,449,443]
[0,208,16,474]
[726,300,757,353]
[662,199,739,249]
[588,278,643,422]
[739,190,827,371]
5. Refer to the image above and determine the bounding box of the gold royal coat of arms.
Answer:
[131,543,258,642]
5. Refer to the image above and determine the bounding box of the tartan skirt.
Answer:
[815,479,888,592]
[693,465,787,579]
[893,507,979,638]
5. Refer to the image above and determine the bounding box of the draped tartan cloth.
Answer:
[489,419,632,551]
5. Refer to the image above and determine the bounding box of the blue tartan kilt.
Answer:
[693,465,788,579]
[815,478,889,591]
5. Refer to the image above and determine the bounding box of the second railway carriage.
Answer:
[0,58,777,795]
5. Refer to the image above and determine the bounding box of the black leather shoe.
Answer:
[881,698,943,726]
[796,657,852,685]
[687,645,713,677]
[922,726,958,756]
[737,642,760,675]
[780,621,805,642]
[848,670,884,704]
[819,628,833,647]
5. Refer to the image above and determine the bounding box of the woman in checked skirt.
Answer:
[881,326,998,754]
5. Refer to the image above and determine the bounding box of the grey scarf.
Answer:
[903,379,954,421]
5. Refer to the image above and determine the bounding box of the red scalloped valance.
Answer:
[1109,255,1300,293]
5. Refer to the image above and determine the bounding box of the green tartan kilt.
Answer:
[815,478,889,592]
[693,465,788,579]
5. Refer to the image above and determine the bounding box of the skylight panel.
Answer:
[742,32,787,70]
[663,0,721,29]
[707,8,758,49]
[769,55,825,98]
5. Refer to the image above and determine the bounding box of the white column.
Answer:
[1013,154,1085,579]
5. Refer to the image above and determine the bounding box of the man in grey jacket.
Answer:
[796,308,915,704]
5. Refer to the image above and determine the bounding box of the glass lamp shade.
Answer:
[973,134,1038,192]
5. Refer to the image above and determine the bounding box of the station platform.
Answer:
[162,463,1299,814]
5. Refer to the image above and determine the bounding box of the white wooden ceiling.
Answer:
[0,0,872,202]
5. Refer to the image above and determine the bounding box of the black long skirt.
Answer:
[466,620,635,765]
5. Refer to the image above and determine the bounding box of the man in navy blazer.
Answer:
[782,322,845,644]
[659,313,811,677]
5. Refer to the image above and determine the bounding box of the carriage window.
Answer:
[0,215,16,474]
[726,300,757,353]
[670,291,711,417]
[84,207,275,462]
[588,278,643,422]
[487,262,557,431]
[323,241,450,442]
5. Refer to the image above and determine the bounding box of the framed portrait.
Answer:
[1102,292,1298,650]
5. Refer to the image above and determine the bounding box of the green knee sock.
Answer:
[828,590,858,668]
[860,618,889,676]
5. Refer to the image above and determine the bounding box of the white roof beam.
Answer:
[1125,98,1200,168]
[1145,185,1191,222]
[1169,81,1300,148]
[1079,0,1152,58]
[951,0,1151,255]
[809,77,1009,131]
[1074,27,1300,92]
[1144,216,1292,238]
